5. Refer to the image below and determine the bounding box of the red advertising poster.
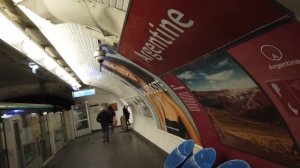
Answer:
[118,0,288,76]
[228,21,300,152]
[172,52,300,167]
[162,74,218,146]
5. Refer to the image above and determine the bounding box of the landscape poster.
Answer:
[228,21,300,147]
[175,53,300,166]
[101,56,201,144]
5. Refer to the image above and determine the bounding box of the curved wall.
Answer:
[74,88,129,131]
[114,1,300,167]
[131,109,202,154]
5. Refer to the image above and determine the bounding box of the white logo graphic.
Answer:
[271,83,282,97]
[288,102,298,116]
[260,45,283,61]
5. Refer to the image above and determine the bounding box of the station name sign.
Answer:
[72,88,96,98]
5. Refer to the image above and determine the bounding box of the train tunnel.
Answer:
[0,0,300,167]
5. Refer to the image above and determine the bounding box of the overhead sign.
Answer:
[118,0,288,76]
[228,21,300,147]
[72,88,95,98]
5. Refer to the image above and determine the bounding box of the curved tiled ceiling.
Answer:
[0,0,82,88]
[2,0,298,101]
[17,0,129,45]
[0,0,137,99]
[37,23,137,98]
[0,39,73,102]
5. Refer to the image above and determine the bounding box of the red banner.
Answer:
[162,74,219,146]
[228,21,300,146]
[162,73,290,167]
[118,0,288,76]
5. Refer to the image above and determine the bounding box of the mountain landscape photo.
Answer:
[193,87,300,166]
[175,54,300,166]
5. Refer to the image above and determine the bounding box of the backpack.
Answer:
[96,112,102,123]
[97,110,110,126]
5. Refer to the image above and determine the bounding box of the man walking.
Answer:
[123,106,130,131]
[97,107,111,143]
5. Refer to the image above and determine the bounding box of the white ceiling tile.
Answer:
[116,0,124,10]
[39,23,137,98]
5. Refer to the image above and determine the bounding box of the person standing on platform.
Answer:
[107,105,116,134]
[97,107,111,143]
[123,106,130,131]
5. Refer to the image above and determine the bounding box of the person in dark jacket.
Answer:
[97,108,111,143]
[123,106,130,131]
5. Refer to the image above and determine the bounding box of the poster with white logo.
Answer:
[228,21,300,149]
[118,0,288,76]
[173,52,300,167]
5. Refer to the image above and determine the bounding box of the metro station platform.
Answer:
[45,128,167,168]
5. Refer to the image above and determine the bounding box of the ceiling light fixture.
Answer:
[28,62,39,74]
[0,12,81,90]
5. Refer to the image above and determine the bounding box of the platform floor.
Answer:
[46,128,166,168]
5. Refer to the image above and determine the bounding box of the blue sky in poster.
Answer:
[176,53,257,91]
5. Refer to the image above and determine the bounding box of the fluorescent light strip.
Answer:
[43,57,58,71]
[18,5,89,87]
[0,12,28,48]
[22,39,45,61]
[17,6,97,85]
[0,12,81,90]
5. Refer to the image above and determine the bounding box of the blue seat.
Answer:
[217,159,250,168]
[164,140,195,168]
[182,147,216,168]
